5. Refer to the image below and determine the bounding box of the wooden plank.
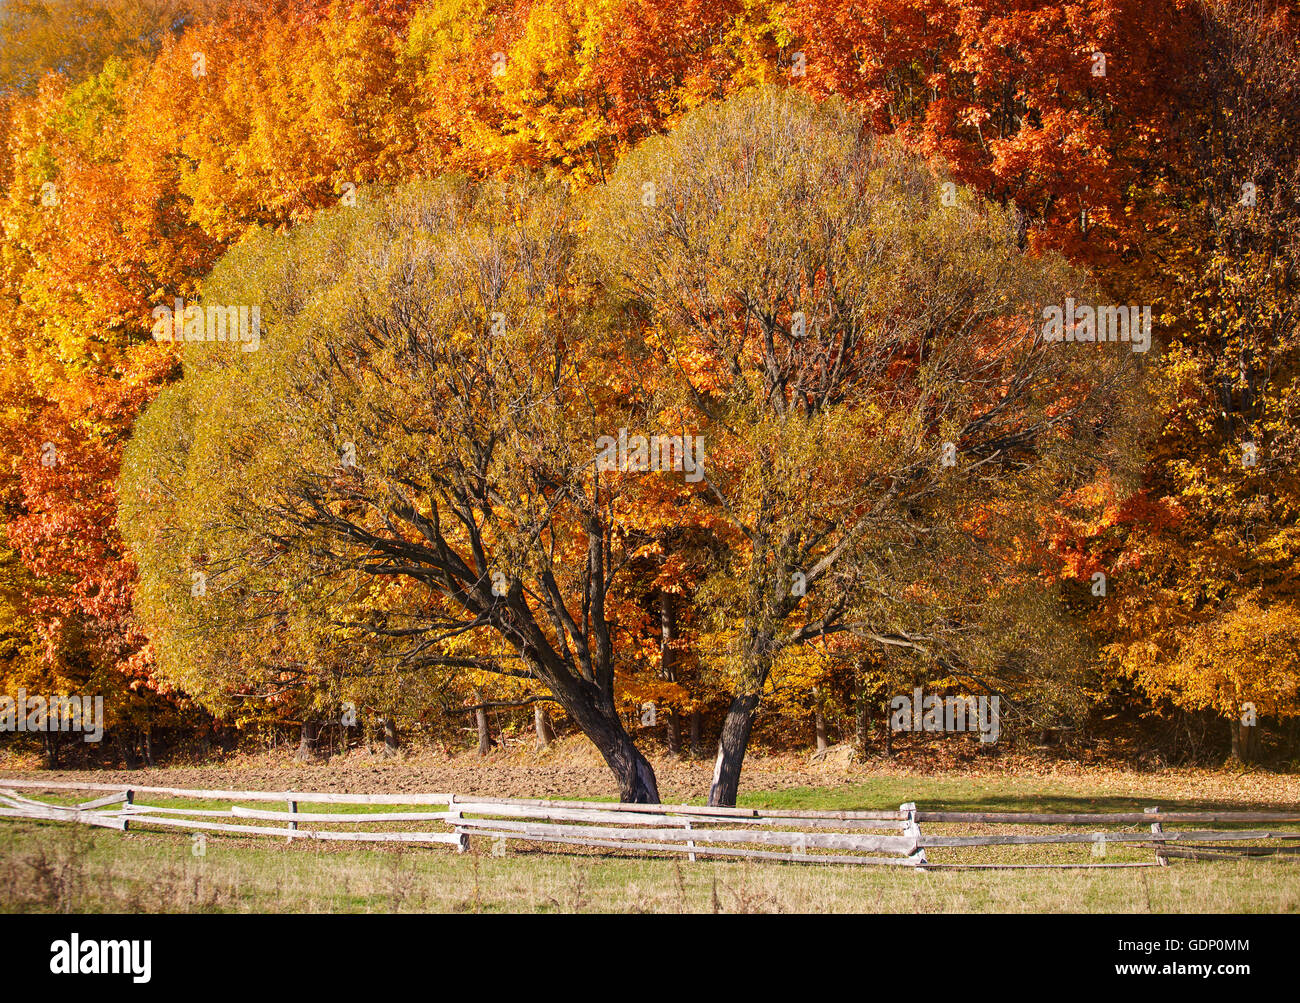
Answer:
[0,791,80,814]
[451,816,917,853]
[738,807,906,821]
[0,789,68,810]
[445,803,691,827]
[77,791,129,810]
[449,802,901,830]
[919,829,1300,848]
[914,810,1300,824]
[122,804,239,818]
[921,862,1160,870]
[457,827,921,866]
[0,803,126,830]
[0,779,454,805]
[1157,845,1300,860]
[232,806,454,823]
[462,796,904,820]
[459,796,764,818]
[1160,842,1300,855]
[122,814,462,844]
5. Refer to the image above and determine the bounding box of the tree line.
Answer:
[1,0,1298,800]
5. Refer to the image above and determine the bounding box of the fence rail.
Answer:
[3,778,1299,869]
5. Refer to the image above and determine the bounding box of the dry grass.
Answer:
[3,757,1300,913]
[1,820,1297,913]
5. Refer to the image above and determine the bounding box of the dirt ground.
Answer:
[4,735,1299,805]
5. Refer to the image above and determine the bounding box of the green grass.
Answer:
[737,775,1291,813]
[2,776,1298,913]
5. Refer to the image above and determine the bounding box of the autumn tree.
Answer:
[121,175,673,800]
[787,0,1194,277]
[0,0,222,95]
[587,86,1143,804]
[1099,0,1300,761]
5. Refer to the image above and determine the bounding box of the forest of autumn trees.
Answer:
[2,0,1299,803]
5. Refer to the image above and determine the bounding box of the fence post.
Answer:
[901,802,927,869]
[684,819,696,863]
[448,794,469,853]
[1146,806,1167,866]
[122,789,133,832]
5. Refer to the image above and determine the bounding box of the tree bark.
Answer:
[855,682,869,752]
[555,687,660,803]
[665,710,682,756]
[117,731,137,769]
[380,716,401,756]
[467,571,660,800]
[476,707,491,756]
[587,715,660,802]
[296,719,321,762]
[689,709,702,757]
[600,728,659,803]
[534,704,555,749]
[814,710,828,753]
[659,590,682,758]
[1231,719,1259,763]
[707,692,761,807]
[42,732,60,769]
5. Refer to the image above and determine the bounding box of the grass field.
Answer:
[3,770,1299,913]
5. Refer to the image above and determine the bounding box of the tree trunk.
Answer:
[534,704,554,749]
[117,731,137,769]
[855,683,869,752]
[601,729,659,803]
[587,717,659,803]
[380,716,401,757]
[689,709,702,757]
[143,730,155,766]
[882,706,893,756]
[484,615,660,801]
[707,692,761,807]
[658,590,682,758]
[814,709,828,753]
[665,710,681,757]
[476,706,491,755]
[42,732,60,769]
[1231,719,1259,763]
[555,690,660,803]
[296,719,320,762]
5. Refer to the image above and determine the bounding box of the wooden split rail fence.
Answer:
[3,779,1299,870]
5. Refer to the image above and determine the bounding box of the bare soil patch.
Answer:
[3,735,1298,806]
